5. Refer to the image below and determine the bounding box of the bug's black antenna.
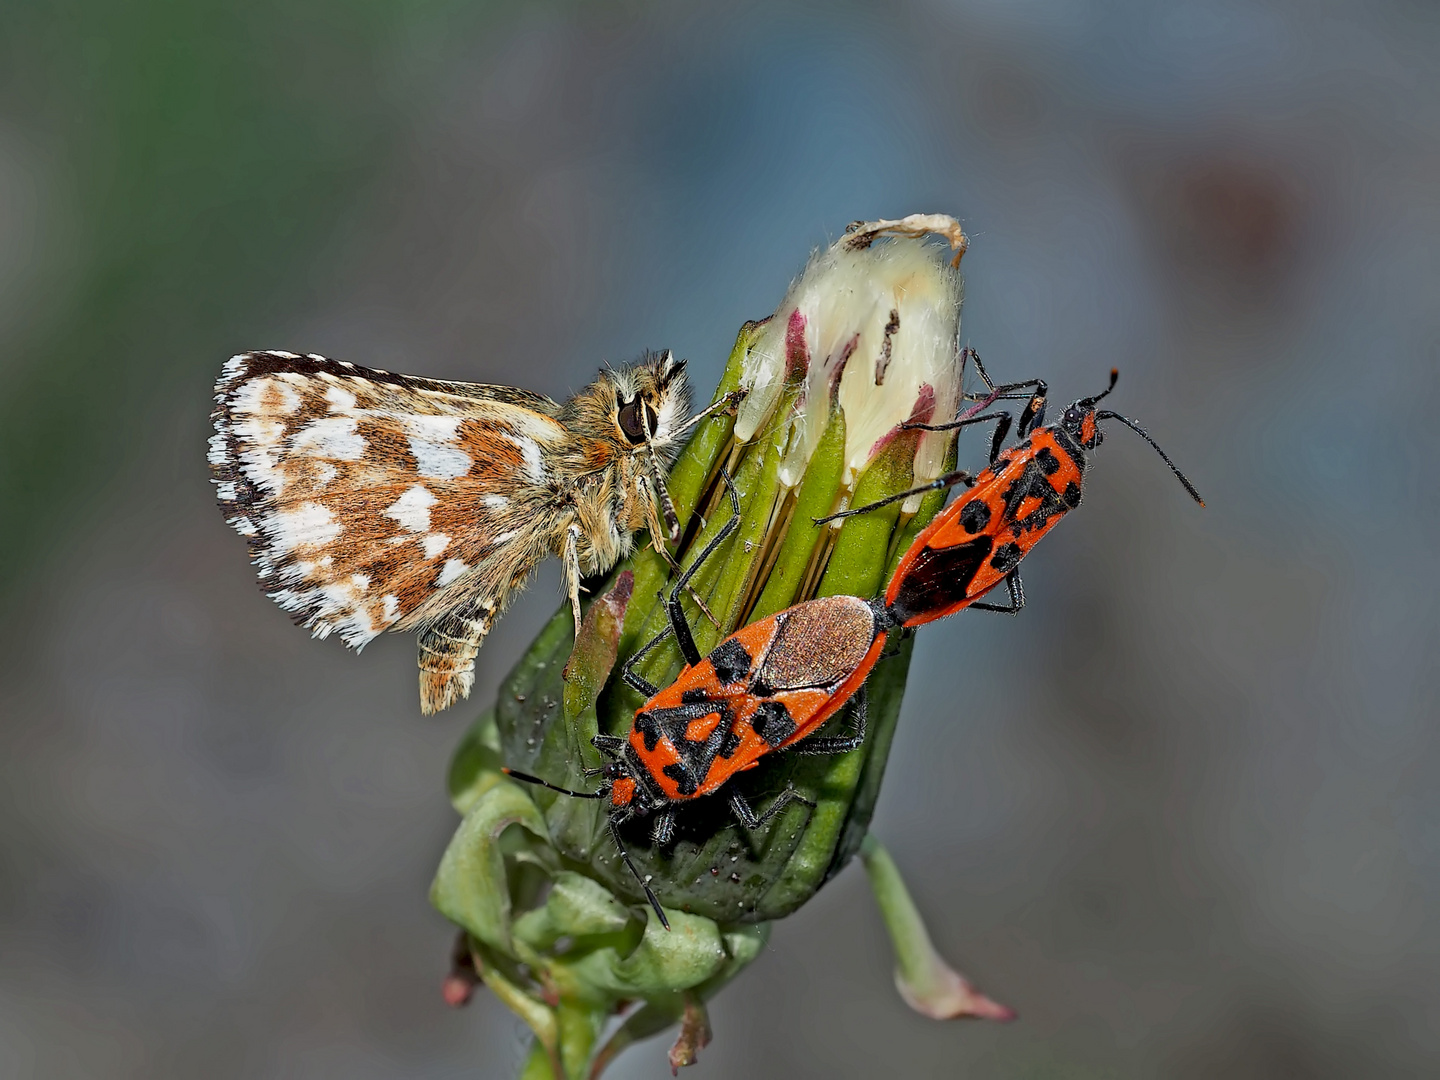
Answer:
[1078,368,1120,409]
[608,818,669,930]
[501,768,605,799]
[1094,410,1206,506]
[506,769,671,929]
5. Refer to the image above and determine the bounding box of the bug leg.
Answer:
[645,522,720,628]
[748,784,817,827]
[651,808,677,845]
[789,687,868,755]
[592,733,626,756]
[966,350,1049,406]
[667,471,741,667]
[727,789,761,828]
[620,626,672,697]
[814,468,977,524]
[607,816,669,930]
[969,569,1026,615]
[907,410,1015,465]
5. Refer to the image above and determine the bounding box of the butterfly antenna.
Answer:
[502,767,605,799]
[1094,411,1205,506]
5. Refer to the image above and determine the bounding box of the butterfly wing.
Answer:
[209,351,570,652]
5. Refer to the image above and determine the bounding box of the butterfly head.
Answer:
[607,350,690,451]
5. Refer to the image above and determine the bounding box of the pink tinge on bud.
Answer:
[896,966,1016,1023]
[784,308,810,378]
[907,383,937,426]
[827,334,859,394]
[443,931,481,1007]
[442,974,477,1008]
[865,383,937,462]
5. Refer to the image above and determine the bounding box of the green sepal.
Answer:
[510,870,635,951]
[749,404,847,621]
[431,780,551,952]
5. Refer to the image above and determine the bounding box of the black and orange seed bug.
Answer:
[506,475,892,928]
[819,359,1205,627]
[506,367,1202,925]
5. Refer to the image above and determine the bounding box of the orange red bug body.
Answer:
[613,594,887,805]
[885,418,1090,626]
[507,479,889,927]
[828,362,1204,629]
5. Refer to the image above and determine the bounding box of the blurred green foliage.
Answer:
[0,0,514,594]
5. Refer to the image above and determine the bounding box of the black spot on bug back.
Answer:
[718,726,742,759]
[662,762,699,797]
[990,542,1023,573]
[889,536,992,624]
[1035,446,1060,475]
[751,700,797,748]
[1063,480,1082,508]
[634,712,662,753]
[681,688,710,705]
[959,499,992,534]
[1052,423,1085,467]
[709,638,753,685]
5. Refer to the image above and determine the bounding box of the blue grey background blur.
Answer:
[1,1,1436,1076]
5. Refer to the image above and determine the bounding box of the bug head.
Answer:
[1060,368,1119,450]
[590,734,643,810]
[1062,369,1206,506]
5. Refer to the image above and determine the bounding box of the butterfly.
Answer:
[209,349,725,714]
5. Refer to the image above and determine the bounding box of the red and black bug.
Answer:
[820,356,1205,627]
[506,475,893,928]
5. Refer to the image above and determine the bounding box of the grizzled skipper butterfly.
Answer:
[210,350,726,714]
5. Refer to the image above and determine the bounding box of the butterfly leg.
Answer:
[417,594,500,714]
[640,474,720,628]
[563,522,584,639]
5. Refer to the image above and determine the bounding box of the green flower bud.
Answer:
[432,216,1008,1078]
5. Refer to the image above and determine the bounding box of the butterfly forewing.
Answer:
[210,351,571,646]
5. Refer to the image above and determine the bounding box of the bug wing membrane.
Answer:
[210,352,568,708]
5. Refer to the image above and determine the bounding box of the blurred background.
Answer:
[1,0,1436,1076]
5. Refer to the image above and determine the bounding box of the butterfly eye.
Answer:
[617,396,648,443]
